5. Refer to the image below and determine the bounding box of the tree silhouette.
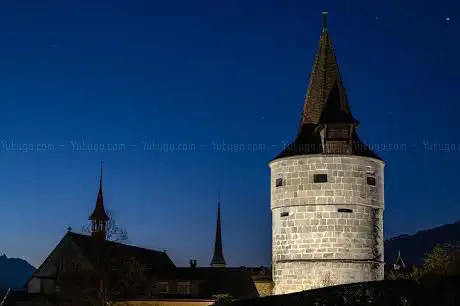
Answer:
[81,210,129,243]
[387,243,460,282]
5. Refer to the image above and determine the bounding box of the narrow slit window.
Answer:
[313,174,327,183]
[367,176,376,186]
[280,212,289,217]
[338,208,353,213]
[275,178,283,187]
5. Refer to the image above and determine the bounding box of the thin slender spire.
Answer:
[211,195,226,267]
[90,160,109,221]
[89,162,110,239]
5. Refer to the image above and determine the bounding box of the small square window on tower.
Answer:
[313,174,328,183]
[367,176,376,186]
[275,178,283,187]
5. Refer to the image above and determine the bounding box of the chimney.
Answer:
[189,260,197,268]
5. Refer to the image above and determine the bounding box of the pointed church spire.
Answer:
[211,194,226,267]
[89,161,110,240]
[300,12,357,128]
[274,12,381,161]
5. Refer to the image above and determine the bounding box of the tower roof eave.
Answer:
[271,126,383,162]
[89,208,110,221]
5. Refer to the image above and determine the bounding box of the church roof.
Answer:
[23,232,258,302]
[273,13,381,161]
[28,231,175,282]
[68,232,176,272]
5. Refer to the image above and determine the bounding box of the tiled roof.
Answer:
[69,232,176,272]
[274,16,381,161]
[300,32,357,126]
[154,267,260,300]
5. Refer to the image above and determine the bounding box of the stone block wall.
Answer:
[253,280,273,297]
[272,261,383,294]
[269,155,385,295]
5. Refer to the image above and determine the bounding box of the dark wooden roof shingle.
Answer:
[154,267,260,300]
[274,15,381,161]
[69,232,176,272]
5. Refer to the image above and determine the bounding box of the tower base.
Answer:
[272,261,383,295]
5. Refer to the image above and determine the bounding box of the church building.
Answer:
[1,165,269,306]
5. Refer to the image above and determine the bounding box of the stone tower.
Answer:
[210,198,227,267]
[89,162,110,241]
[270,12,385,295]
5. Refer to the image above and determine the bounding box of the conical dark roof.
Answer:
[89,164,109,221]
[211,200,226,267]
[274,13,381,161]
[300,26,357,126]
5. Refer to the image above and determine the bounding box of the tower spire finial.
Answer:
[322,11,328,33]
[100,160,103,188]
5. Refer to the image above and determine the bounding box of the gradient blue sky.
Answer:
[0,0,459,268]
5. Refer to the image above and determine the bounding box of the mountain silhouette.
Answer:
[0,254,35,291]
[385,221,460,267]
